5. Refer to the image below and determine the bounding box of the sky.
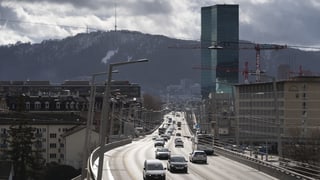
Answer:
[0,0,320,48]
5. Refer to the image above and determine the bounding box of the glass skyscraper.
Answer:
[201,5,239,98]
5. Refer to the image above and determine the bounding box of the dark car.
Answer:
[143,159,166,180]
[174,138,184,147]
[154,140,165,147]
[155,148,171,160]
[167,155,188,173]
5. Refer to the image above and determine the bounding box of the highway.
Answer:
[96,112,278,180]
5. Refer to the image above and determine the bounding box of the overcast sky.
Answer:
[1,0,320,47]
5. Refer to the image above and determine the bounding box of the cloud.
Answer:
[0,0,320,47]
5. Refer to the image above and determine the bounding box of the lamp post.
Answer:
[81,71,107,180]
[97,58,148,180]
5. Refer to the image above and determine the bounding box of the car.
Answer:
[160,134,170,141]
[189,150,207,164]
[152,135,159,140]
[175,132,181,136]
[167,155,188,173]
[174,138,184,147]
[143,159,166,180]
[154,140,165,147]
[155,147,171,160]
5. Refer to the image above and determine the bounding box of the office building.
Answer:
[235,76,320,152]
[201,4,239,98]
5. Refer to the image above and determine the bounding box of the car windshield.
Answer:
[158,148,169,152]
[195,152,206,156]
[147,163,163,170]
[171,156,186,162]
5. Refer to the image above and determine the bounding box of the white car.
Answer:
[189,150,207,164]
[155,147,171,160]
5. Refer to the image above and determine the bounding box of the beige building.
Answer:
[235,76,320,146]
[62,126,99,169]
[0,120,86,167]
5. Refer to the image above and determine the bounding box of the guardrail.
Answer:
[185,111,315,180]
[214,146,315,180]
[87,138,133,180]
[86,125,159,180]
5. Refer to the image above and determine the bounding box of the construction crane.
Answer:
[239,43,287,82]
[170,41,287,82]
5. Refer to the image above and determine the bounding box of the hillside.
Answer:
[1,30,320,94]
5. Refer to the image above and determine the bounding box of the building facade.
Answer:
[235,76,320,150]
[0,120,83,166]
[201,4,239,98]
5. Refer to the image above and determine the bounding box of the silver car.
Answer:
[155,148,171,160]
[189,150,207,164]
[143,159,166,180]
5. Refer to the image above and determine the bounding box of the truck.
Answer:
[192,134,214,155]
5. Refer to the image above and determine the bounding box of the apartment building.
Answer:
[0,120,83,165]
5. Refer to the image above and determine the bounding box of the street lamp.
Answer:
[97,58,148,180]
[81,71,107,179]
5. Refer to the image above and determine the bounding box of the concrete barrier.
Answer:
[86,125,158,180]
[214,147,314,180]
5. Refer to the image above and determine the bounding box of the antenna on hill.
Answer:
[114,0,117,32]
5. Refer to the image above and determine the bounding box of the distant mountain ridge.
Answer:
[1,30,320,94]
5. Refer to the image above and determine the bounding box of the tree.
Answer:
[44,163,80,180]
[7,120,45,180]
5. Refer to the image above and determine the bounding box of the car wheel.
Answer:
[185,168,188,173]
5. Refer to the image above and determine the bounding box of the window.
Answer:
[35,101,41,110]
[70,102,75,109]
[56,102,60,110]
[49,133,56,138]
[50,143,56,148]
[25,102,30,110]
[60,143,64,148]
[65,102,69,109]
[49,153,56,158]
[45,101,50,109]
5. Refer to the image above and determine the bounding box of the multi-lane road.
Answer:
[95,112,278,180]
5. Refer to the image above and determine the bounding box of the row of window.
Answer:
[239,101,283,107]
[238,109,284,116]
[49,153,64,159]
[25,101,80,110]
[49,143,64,148]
